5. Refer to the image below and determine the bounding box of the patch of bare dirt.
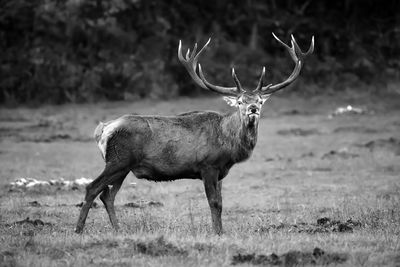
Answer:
[4,217,53,236]
[232,247,348,266]
[333,126,380,134]
[81,240,119,250]
[25,200,103,208]
[192,242,215,252]
[6,217,53,228]
[277,128,321,137]
[358,137,400,155]
[262,155,289,162]
[28,200,42,207]
[322,149,359,159]
[256,217,362,234]
[311,167,332,172]
[130,236,187,257]
[75,202,99,208]
[280,109,311,116]
[299,152,315,158]
[124,200,164,208]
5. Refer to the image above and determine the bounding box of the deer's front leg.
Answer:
[202,168,223,235]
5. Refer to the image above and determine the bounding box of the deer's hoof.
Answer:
[75,226,83,234]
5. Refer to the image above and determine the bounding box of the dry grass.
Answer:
[0,93,399,266]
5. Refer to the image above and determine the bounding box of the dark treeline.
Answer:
[1,0,399,104]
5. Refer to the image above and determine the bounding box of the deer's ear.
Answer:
[223,96,239,107]
[260,94,271,104]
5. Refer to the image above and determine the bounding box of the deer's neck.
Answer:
[221,111,259,162]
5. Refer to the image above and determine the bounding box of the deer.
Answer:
[75,33,314,235]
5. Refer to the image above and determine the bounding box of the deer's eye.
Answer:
[237,100,243,105]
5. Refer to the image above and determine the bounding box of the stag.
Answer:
[75,33,314,234]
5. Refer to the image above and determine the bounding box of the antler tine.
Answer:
[260,33,314,95]
[178,38,242,96]
[291,34,314,60]
[254,66,271,92]
[198,64,239,96]
[305,36,315,55]
[291,35,301,57]
[231,68,244,92]
[190,43,198,58]
[272,32,297,61]
[272,32,290,50]
[185,48,191,60]
[178,40,186,62]
[178,39,208,89]
[193,38,210,62]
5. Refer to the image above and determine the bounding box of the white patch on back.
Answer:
[97,118,123,159]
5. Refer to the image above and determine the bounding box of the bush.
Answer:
[0,0,399,104]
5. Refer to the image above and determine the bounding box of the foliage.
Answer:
[1,0,399,104]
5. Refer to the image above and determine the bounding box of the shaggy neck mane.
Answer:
[221,110,259,162]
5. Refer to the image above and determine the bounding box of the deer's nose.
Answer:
[249,105,259,114]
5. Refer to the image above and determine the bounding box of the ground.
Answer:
[0,92,399,266]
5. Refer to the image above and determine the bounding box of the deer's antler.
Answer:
[178,39,243,96]
[256,33,314,95]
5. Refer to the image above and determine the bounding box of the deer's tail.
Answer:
[94,122,107,159]
[94,121,105,144]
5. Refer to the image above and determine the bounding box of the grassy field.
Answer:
[0,92,399,266]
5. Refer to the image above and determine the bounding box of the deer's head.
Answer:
[178,34,314,128]
[219,68,270,128]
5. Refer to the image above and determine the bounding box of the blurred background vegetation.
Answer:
[1,0,399,104]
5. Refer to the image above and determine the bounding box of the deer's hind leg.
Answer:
[75,163,129,234]
[100,173,128,231]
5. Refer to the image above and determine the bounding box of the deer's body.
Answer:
[95,110,256,182]
[75,33,314,234]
